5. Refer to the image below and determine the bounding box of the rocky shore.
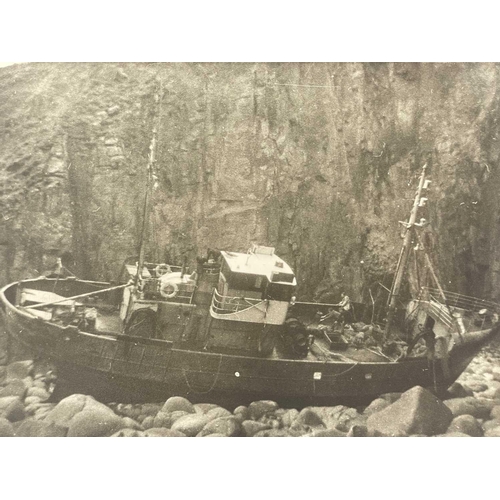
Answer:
[1,345,500,437]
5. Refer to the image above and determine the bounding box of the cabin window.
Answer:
[266,282,295,301]
[227,272,266,292]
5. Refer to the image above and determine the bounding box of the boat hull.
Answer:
[2,279,499,406]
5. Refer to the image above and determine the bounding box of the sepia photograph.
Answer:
[0,2,498,497]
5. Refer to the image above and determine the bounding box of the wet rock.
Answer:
[0,396,26,422]
[367,386,452,437]
[6,360,33,382]
[248,400,279,420]
[144,428,186,437]
[0,417,15,437]
[447,415,483,437]
[241,420,271,437]
[199,416,241,437]
[444,397,494,420]
[15,418,67,437]
[171,413,210,437]
[153,410,188,428]
[160,396,195,415]
[446,382,473,399]
[44,394,87,426]
[294,408,325,428]
[363,398,391,416]
[0,380,28,399]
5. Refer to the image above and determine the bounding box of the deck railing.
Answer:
[423,287,500,314]
[211,288,264,315]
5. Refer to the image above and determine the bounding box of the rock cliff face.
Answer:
[1,62,499,303]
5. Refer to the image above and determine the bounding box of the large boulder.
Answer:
[445,382,473,399]
[205,407,232,420]
[444,397,494,420]
[26,386,51,402]
[111,429,145,437]
[294,408,325,428]
[363,398,391,416]
[45,394,124,437]
[160,396,195,414]
[367,386,453,437]
[247,400,279,420]
[233,406,249,421]
[446,415,483,437]
[490,405,500,420]
[194,403,221,414]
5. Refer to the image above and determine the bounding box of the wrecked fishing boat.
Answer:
[1,146,499,405]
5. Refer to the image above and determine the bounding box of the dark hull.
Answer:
[2,279,499,407]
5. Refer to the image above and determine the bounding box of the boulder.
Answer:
[484,426,500,437]
[6,360,33,382]
[199,416,241,437]
[233,405,249,421]
[444,397,494,420]
[142,416,155,429]
[45,394,125,437]
[0,417,15,437]
[490,405,500,420]
[171,414,211,437]
[66,408,125,437]
[15,418,67,437]
[0,380,28,399]
[241,420,271,437]
[294,408,325,428]
[347,424,368,437]
[0,396,26,422]
[121,417,143,431]
[306,405,348,429]
[153,410,188,429]
[160,396,195,415]
[247,400,279,420]
[447,415,483,437]
[445,382,473,399]
[144,428,186,437]
[363,398,391,416]
[481,419,500,432]
[367,386,452,437]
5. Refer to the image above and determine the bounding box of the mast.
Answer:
[384,164,429,336]
[135,82,162,288]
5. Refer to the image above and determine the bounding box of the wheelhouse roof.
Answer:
[220,249,296,284]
